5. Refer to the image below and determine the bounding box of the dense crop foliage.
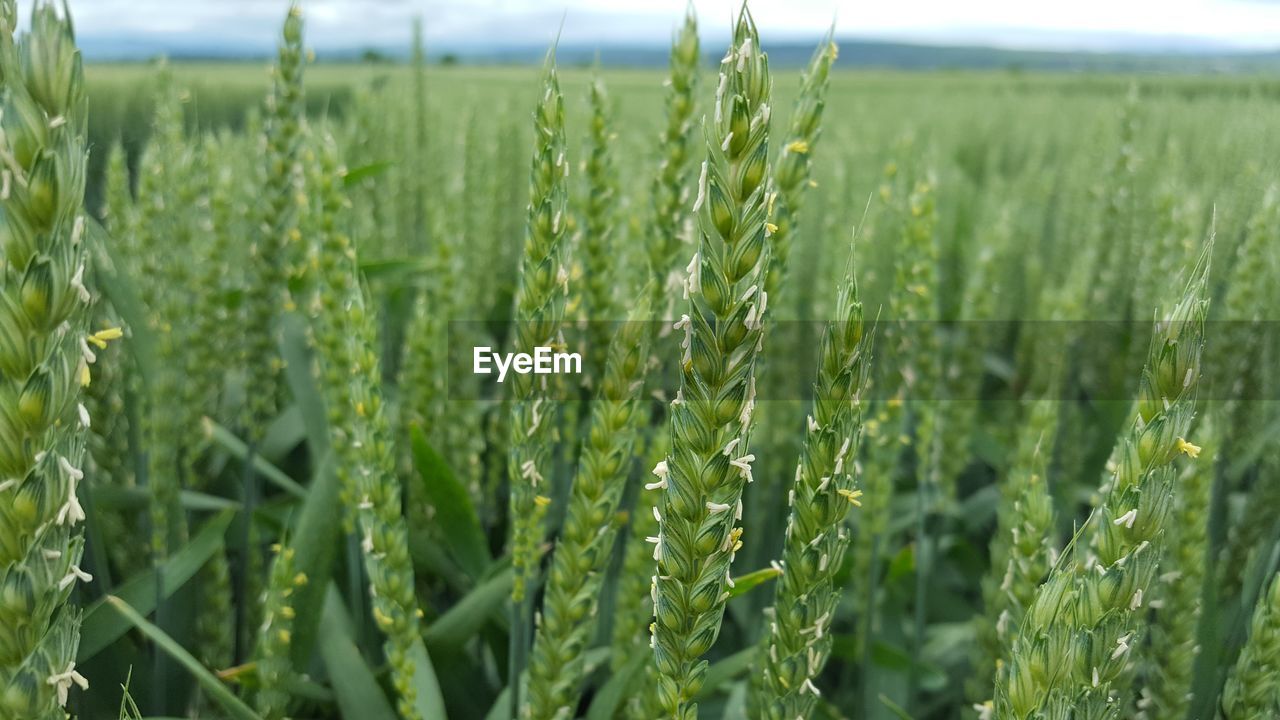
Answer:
[2,1,1279,719]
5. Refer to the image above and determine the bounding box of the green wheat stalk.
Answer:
[998,252,1211,719]
[650,8,774,717]
[1137,411,1215,719]
[524,295,653,720]
[0,1,101,715]
[749,249,873,720]
[580,71,619,359]
[1222,570,1280,719]
[254,542,306,720]
[508,49,571,603]
[762,33,836,300]
[972,396,1058,713]
[139,78,202,561]
[243,2,305,440]
[646,5,699,312]
[306,128,426,720]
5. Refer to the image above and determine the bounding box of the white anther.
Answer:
[47,662,88,707]
[58,564,93,591]
[684,254,700,300]
[1113,509,1137,529]
[520,459,544,487]
[692,161,709,213]
[1111,633,1133,660]
[70,263,91,303]
[55,457,85,526]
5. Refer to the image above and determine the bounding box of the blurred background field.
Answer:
[83,59,1280,316]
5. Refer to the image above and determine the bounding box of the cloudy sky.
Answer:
[71,0,1280,56]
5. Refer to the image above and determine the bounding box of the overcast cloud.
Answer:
[68,0,1280,55]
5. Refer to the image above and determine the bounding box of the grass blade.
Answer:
[85,217,158,384]
[410,426,491,579]
[287,453,344,667]
[409,640,448,720]
[425,567,513,648]
[319,585,399,720]
[104,596,263,720]
[279,313,332,455]
[727,567,782,599]
[80,511,235,661]
[585,652,645,720]
[204,419,307,498]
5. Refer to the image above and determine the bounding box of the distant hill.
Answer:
[79,34,1280,74]
[440,39,1280,74]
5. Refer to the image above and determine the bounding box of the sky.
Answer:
[70,0,1280,56]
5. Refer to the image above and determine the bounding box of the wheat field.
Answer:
[0,1,1278,719]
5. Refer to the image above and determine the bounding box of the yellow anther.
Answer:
[86,327,124,349]
[1175,437,1201,458]
[729,526,744,552]
[785,140,810,154]
[534,495,551,508]
[838,488,864,507]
